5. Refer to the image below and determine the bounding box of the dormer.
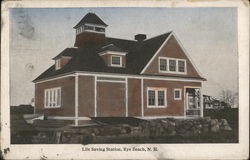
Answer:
[73,13,108,48]
[98,44,127,68]
[53,48,76,70]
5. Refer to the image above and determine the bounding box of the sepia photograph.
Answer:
[1,0,249,159]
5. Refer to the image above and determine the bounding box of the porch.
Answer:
[185,87,203,117]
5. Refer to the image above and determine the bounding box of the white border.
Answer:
[1,1,249,160]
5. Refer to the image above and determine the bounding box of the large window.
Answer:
[147,88,167,108]
[44,87,61,108]
[111,55,122,67]
[174,88,182,100]
[159,57,186,74]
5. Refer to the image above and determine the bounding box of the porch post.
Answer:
[74,73,79,126]
[200,88,203,117]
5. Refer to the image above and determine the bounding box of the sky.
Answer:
[10,7,238,106]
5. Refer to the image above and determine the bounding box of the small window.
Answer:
[159,58,167,71]
[174,89,182,100]
[111,56,122,67]
[169,59,176,72]
[95,27,105,32]
[55,59,60,70]
[84,25,94,31]
[44,87,61,108]
[147,88,167,108]
[178,60,185,72]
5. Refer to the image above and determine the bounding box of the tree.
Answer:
[220,90,238,108]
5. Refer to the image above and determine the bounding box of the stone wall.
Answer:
[58,117,232,144]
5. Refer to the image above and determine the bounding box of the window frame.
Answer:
[110,55,122,67]
[158,57,187,74]
[174,88,182,100]
[44,87,61,108]
[147,87,167,108]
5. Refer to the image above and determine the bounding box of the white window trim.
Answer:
[174,88,182,100]
[76,23,106,35]
[110,55,122,67]
[147,87,167,108]
[158,56,187,74]
[55,59,61,70]
[44,87,61,108]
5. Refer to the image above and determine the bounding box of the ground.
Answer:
[10,106,238,144]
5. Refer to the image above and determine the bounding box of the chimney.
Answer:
[135,34,146,42]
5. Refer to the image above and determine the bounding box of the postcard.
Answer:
[1,0,249,159]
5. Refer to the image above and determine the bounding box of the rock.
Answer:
[211,124,220,132]
[223,125,232,131]
[210,119,218,126]
[221,119,229,126]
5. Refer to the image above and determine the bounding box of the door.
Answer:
[96,82,126,117]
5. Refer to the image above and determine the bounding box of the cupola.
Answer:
[73,13,108,48]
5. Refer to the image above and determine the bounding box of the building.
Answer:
[33,13,206,125]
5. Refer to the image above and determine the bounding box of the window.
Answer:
[44,87,61,108]
[55,59,60,70]
[84,25,94,31]
[147,88,167,108]
[95,27,105,32]
[158,57,186,74]
[111,56,122,67]
[178,60,185,72]
[159,58,167,71]
[148,90,156,106]
[174,89,182,100]
[169,59,176,72]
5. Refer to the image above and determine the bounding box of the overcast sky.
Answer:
[10,7,238,106]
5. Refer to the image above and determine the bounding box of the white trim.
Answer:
[136,115,186,119]
[96,80,125,83]
[34,71,204,84]
[61,56,72,59]
[200,87,204,117]
[94,75,97,117]
[174,88,182,100]
[110,55,123,67]
[140,32,173,74]
[84,23,107,28]
[48,116,91,120]
[146,87,167,108]
[44,87,61,108]
[141,79,144,117]
[98,51,127,56]
[74,73,79,126]
[55,59,61,70]
[125,77,128,117]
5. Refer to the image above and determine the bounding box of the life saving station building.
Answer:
[33,13,206,125]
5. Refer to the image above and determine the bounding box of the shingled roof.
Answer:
[73,13,108,29]
[33,32,205,82]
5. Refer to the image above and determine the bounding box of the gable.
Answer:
[141,34,202,79]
